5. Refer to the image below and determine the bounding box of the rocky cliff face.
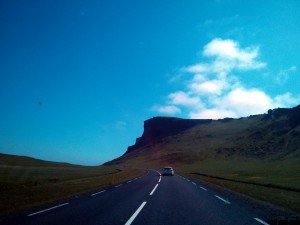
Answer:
[104,104,300,166]
[125,105,300,155]
[126,117,212,153]
[216,105,300,159]
[267,104,300,128]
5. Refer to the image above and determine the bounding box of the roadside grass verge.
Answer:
[176,159,300,214]
[187,173,300,214]
[0,165,143,216]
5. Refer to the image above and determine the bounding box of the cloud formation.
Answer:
[168,91,201,106]
[185,38,266,75]
[153,38,299,119]
[275,66,297,85]
[152,105,181,115]
[115,121,127,131]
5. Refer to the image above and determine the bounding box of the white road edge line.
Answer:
[215,195,231,204]
[150,184,159,195]
[28,203,69,217]
[127,180,132,183]
[91,190,106,196]
[192,182,196,185]
[158,176,161,183]
[125,201,147,225]
[200,186,207,191]
[153,170,161,176]
[115,184,123,188]
[254,218,270,225]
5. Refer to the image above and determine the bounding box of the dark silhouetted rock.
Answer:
[125,117,212,153]
[266,105,300,128]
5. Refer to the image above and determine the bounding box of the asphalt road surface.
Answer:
[1,170,295,225]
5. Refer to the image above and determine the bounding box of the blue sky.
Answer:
[0,0,299,165]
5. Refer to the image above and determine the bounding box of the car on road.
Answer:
[162,166,174,176]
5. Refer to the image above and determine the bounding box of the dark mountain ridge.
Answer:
[0,153,82,167]
[106,104,300,166]
[126,117,212,153]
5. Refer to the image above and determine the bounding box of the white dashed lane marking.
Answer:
[254,218,270,225]
[150,184,159,195]
[200,186,207,191]
[215,195,231,204]
[28,203,69,217]
[124,201,147,225]
[91,190,106,196]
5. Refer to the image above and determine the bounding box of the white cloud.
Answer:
[152,105,181,115]
[274,92,300,106]
[221,88,273,116]
[152,38,299,119]
[185,64,210,73]
[190,109,235,119]
[189,88,300,119]
[203,38,266,71]
[192,74,207,82]
[204,38,239,58]
[275,66,297,85]
[168,91,201,107]
[189,79,227,95]
[184,38,266,76]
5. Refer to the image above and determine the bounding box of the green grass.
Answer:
[172,158,300,214]
[2,112,300,215]
[0,164,144,216]
[186,173,300,214]
[178,159,300,189]
[114,137,300,214]
[112,114,300,214]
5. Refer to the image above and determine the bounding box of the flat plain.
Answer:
[0,154,143,216]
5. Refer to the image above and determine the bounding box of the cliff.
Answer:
[267,104,300,128]
[125,117,212,153]
[103,105,300,214]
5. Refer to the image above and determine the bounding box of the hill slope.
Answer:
[0,153,81,167]
[105,105,300,213]
[0,154,143,216]
[106,104,300,167]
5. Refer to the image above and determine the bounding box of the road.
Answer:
[1,170,295,225]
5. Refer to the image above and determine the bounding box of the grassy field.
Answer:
[112,117,300,214]
[174,158,300,213]
[2,111,299,216]
[187,173,300,214]
[0,162,144,216]
[178,159,300,189]
[111,147,300,213]
[1,155,299,216]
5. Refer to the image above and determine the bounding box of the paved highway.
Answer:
[1,170,294,225]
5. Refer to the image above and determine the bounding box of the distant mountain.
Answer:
[126,117,212,153]
[0,153,81,167]
[105,104,300,166]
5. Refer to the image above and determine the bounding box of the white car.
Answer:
[162,166,174,176]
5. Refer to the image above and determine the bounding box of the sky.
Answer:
[0,0,299,165]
